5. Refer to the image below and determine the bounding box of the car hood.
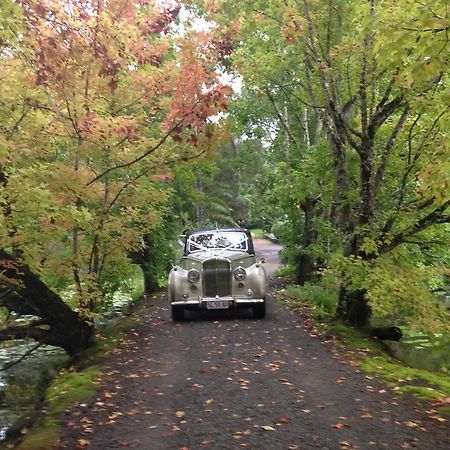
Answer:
[183,250,251,263]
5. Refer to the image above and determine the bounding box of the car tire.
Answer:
[253,301,266,319]
[171,306,185,321]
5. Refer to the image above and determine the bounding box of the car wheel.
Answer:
[171,306,185,321]
[253,301,266,319]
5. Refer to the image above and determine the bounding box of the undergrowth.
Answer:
[277,282,338,317]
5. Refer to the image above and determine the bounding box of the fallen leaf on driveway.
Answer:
[277,416,289,424]
[76,439,90,449]
[261,425,276,431]
[405,421,419,428]
[331,423,348,429]
[176,411,186,419]
[428,415,446,422]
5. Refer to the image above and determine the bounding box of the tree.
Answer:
[0,0,231,352]
[196,0,450,330]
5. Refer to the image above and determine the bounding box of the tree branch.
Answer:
[1,342,43,372]
[87,117,185,185]
[265,89,298,146]
[368,95,406,139]
[0,325,50,343]
[379,199,450,254]
[374,104,410,195]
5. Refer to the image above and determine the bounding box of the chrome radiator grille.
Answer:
[203,259,231,297]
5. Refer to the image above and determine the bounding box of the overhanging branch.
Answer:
[379,199,450,254]
[87,119,183,186]
[1,342,43,372]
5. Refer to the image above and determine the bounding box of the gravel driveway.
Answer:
[58,239,449,449]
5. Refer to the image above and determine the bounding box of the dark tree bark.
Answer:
[129,237,159,295]
[296,196,320,285]
[0,250,94,355]
[336,286,372,327]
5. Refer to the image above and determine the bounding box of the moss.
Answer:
[16,422,59,450]
[438,405,450,416]
[46,367,101,416]
[395,385,443,400]
[361,356,450,397]
[329,322,386,354]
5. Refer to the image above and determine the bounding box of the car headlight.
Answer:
[187,269,200,283]
[233,267,246,281]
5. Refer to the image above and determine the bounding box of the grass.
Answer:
[277,282,338,318]
[250,228,264,237]
[273,265,296,282]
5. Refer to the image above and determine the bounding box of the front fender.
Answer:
[168,266,188,301]
[245,262,267,299]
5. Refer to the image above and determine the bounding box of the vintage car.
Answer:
[168,228,267,321]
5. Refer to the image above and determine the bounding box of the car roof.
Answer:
[186,227,250,236]
[183,228,255,256]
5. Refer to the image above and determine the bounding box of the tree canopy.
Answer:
[193,0,450,331]
[0,0,448,353]
[0,0,232,352]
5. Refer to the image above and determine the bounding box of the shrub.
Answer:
[285,282,337,315]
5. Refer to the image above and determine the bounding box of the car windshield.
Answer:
[187,231,248,253]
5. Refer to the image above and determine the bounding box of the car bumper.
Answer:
[171,297,265,309]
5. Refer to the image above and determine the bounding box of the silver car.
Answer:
[168,228,267,321]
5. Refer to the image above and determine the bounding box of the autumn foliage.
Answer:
[0,0,231,350]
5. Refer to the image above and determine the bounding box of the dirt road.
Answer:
[58,239,448,449]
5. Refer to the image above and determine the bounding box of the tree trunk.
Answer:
[336,285,372,327]
[296,196,319,285]
[196,179,205,225]
[129,237,159,295]
[0,250,94,355]
[142,263,158,294]
[296,253,317,286]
